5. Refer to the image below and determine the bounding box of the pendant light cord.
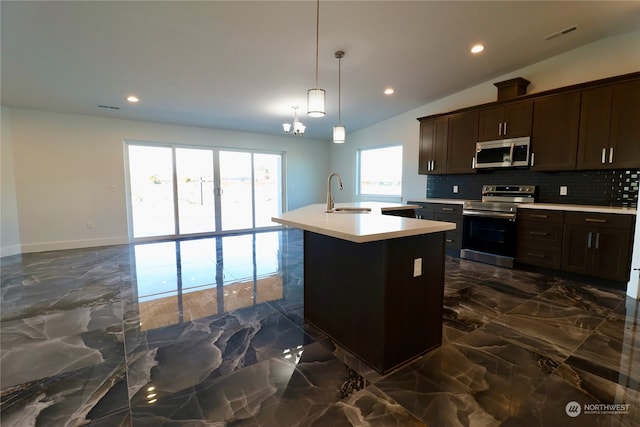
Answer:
[314,0,319,88]
[338,56,341,124]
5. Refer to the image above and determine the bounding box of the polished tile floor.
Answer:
[1,229,639,426]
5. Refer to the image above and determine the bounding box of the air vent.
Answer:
[544,25,578,41]
[98,105,120,110]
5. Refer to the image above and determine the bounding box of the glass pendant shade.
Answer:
[333,125,345,143]
[307,88,326,117]
[282,123,291,133]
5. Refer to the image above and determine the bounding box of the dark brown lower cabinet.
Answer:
[303,230,445,374]
[516,210,564,269]
[561,212,634,282]
[412,202,462,256]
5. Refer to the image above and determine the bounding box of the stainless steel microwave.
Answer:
[474,137,530,169]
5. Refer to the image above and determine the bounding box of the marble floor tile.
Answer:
[2,228,638,426]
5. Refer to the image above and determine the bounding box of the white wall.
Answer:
[4,109,329,253]
[1,107,22,257]
[330,31,640,202]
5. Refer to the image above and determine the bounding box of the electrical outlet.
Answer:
[413,258,422,277]
[453,185,459,194]
[560,186,568,196]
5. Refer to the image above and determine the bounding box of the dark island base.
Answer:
[303,230,446,374]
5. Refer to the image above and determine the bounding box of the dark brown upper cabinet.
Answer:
[418,117,448,174]
[477,101,533,141]
[446,111,478,174]
[530,91,581,171]
[577,79,640,170]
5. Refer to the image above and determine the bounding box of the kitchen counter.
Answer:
[518,203,637,215]
[272,202,455,243]
[273,202,453,373]
[409,198,636,215]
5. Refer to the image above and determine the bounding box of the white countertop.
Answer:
[518,203,637,215]
[272,202,455,243]
[408,198,636,215]
[407,198,468,205]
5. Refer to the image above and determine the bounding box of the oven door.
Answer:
[462,214,517,257]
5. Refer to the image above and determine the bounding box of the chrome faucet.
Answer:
[326,173,343,212]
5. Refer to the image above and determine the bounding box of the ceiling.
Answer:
[2,1,639,140]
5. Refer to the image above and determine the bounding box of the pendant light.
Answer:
[332,50,345,144]
[307,0,325,117]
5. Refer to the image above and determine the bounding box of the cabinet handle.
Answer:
[504,122,508,135]
[587,231,592,249]
[445,239,454,243]
[529,231,549,236]
[498,122,503,136]
[595,232,600,249]
[441,207,454,211]
[527,252,547,259]
[530,214,549,219]
[585,218,606,223]
[531,152,535,166]
[601,148,607,164]
[472,157,476,169]
[609,147,614,164]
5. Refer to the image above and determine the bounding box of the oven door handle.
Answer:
[463,210,517,220]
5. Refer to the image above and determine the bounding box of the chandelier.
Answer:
[283,106,306,135]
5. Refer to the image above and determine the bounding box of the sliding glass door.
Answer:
[176,148,216,234]
[126,143,283,240]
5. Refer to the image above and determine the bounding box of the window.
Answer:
[358,145,403,196]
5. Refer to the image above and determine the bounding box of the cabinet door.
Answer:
[478,102,533,141]
[561,224,591,275]
[477,107,504,141]
[419,117,448,175]
[418,120,434,174]
[592,227,632,282]
[531,92,580,171]
[577,85,613,170]
[432,117,449,174]
[610,80,640,169]
[503,101,533,138]
[447,111,478,174]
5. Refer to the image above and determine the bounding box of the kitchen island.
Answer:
[272,202,456,373]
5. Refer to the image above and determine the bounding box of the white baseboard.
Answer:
[17,236,130,254]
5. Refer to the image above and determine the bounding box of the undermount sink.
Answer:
[329,207,372,214]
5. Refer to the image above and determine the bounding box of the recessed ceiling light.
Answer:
[126,95,140,103]
[470,44,485,54]
[384,88,394,95]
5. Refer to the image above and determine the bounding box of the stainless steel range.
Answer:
[461,185,536,268]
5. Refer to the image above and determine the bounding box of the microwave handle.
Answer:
[509,143,515,165]
[531,152,535,167]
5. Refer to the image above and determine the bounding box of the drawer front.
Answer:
[444,231,462,252]
[517,221,564,246]
[516,243,562,270]
[518,209,564,223]
[433,203,463,215]
[564,212,634,229]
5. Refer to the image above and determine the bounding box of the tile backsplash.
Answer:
[426,169,639,208]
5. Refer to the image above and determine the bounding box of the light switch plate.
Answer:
[453,185,459,194]
[413,258,422,277]
[560,186,568,196]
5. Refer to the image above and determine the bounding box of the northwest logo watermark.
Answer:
[565,401,631,417]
